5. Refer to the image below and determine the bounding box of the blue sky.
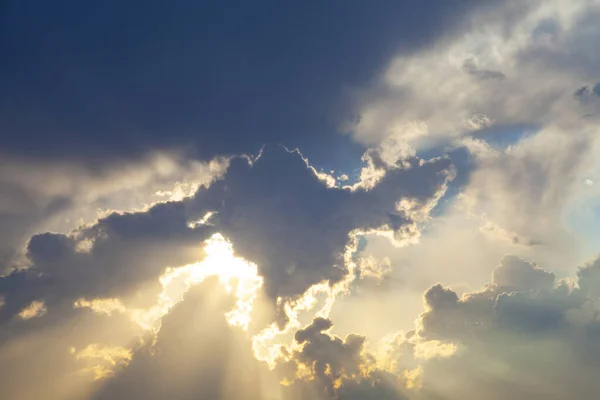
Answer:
[1,1,600,399]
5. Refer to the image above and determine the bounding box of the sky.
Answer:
[1,1,600,399]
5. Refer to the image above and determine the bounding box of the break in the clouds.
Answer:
[1,0,600,399]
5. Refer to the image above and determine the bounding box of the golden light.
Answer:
[133,233,264,332]
[251,233,362,367]
[18,300,47,320]
[71,344,132,380]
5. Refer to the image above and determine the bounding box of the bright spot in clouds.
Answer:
[72,234,263,332]
[139,233,263,332]
[72,344,133,380]
[74,298,127,316]
[18,300,47,320]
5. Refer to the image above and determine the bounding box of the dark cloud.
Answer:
[0,0,501,165]
[278,317,409,400]
[293,317,366,396]
[419,255,578,340]
[574,82,600,99]
[574,86,591,98]
[184,146,453,322]
[0,145,452,336]
[0,201,214,328]
[0,184,71,272]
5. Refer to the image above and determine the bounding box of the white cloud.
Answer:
[348,0,600,150]
[342,0,600,309]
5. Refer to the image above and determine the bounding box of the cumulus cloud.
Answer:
[407,254,600,399]
[0,152,224,273]
[276,317,411,400]
[0,201,214,328]
[312,254,600,400]
[187,146,451,305]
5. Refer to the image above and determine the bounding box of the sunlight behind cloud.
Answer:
[66,234,265,381]
[135,233,263,332]
[252,234,363,367]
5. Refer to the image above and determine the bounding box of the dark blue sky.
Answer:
[1,0,496,167]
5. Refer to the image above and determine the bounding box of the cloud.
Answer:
[574,83,600,99]
[276,317,411,400]
[17,300,47,320]
[324,254,600,400]
[3,2,600,398]
[73,344,132,380]
[0,152,224,273]
[338,1,600,317]
[0,201,215,328]
[408,254,600,399]
[418,255,570,340]
[349,0,600,149]
[462,58,506,81]
[0,0,502,165]
[93,277,269,400]
[461,126,595,252]
[183,146,452,323]
[0,144,452,399]
[0,306,143,400]
[492,255,555,292]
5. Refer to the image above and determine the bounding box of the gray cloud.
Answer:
[0,153,221,274]
[574,82,600,103]
[492,255,555,292]
[462,129,594,260]
[0,202,215,331]
[462,58,506,80]
[277,317,410,400]
[188,146,452,308]
[0,0,504,166]
[411,254,600,399]
[0,145,452,344]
